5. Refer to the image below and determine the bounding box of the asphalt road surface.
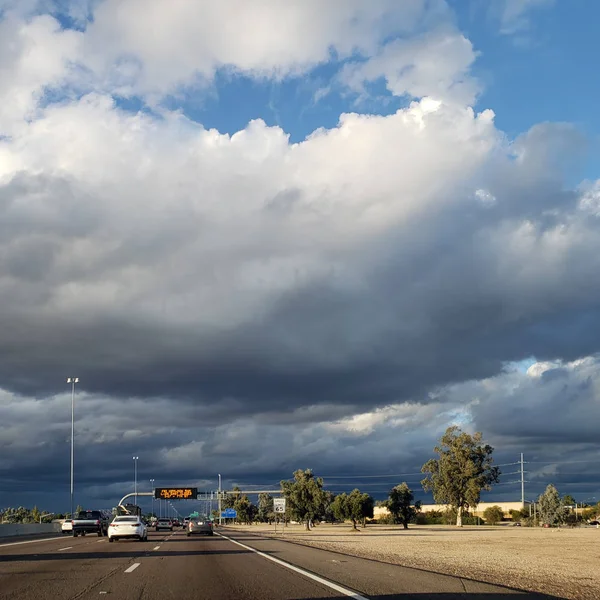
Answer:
[0,527,561,600]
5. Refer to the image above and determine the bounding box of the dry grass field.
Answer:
[227,523,600,599]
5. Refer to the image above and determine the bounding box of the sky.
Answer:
[1,0,600,515]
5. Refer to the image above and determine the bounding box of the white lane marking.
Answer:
[153,545,160,550]
[58,546,73,551]
[217,533,369,600]
[124,563,140,573]
[0,537,64,549]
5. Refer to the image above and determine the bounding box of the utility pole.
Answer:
[520,453,525,506]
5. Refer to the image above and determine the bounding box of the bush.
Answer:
[376,514,397,525]
[462,515,484,525]
[509,509,525,521]
[483,505,504,525]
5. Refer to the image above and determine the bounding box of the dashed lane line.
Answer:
[58,546,73,551]
[124,563,140,573]
[217,533,369,600]
[153,545,160,550]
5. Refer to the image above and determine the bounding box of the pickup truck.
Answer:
[72,510,109,537]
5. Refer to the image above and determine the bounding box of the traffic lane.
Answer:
[77,529,345,600]
[0,531,170,600]
[218,529,557,599]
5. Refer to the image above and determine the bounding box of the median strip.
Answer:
[217,533,369,600]
[124,563,140,573]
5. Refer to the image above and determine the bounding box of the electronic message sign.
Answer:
[154,487,198,500]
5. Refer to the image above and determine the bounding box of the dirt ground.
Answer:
[227,522,600,599]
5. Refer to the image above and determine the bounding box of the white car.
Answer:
[108,516,148,542]
[61,520,73,534]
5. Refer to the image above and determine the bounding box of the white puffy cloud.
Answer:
[0,13,81,132]
[79,0,434,98]
[337,28,479,105]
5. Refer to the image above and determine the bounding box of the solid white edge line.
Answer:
[58,546,73,551]
[124,563,140,573]
[0,537,64,549]
[217,533,369,600]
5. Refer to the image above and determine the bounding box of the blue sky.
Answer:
[46,0,599,171]
[137,0,599,181]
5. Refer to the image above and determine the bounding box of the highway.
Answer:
[0,528,557,599]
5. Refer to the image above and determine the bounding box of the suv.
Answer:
[72,510,109,537]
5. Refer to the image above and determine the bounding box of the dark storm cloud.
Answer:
[0,72,599,510]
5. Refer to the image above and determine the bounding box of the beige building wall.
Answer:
[374,501,525,519]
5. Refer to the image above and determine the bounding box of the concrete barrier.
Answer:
[0,522,62,537]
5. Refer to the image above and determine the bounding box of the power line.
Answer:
[321,473,423,479]
[526,460,600,465]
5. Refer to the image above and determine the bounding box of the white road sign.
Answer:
[273,498,286,513]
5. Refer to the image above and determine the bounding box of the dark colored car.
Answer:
[72,510,109,537]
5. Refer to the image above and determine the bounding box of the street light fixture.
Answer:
[66,377,79,520]
[133,456,139,505]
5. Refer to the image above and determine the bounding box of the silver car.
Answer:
[155,518,173,531]
[187,518,213,536]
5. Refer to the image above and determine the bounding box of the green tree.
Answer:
[281,469,325,530]
[31,506,41,523]
[257,493,274,523]
[538,484,565,526]
[331,489,374,530]
[386,483,421,529]
[421,426,500,527]
[509,508,528,522]
[322,491,336,523]
[562,494,576,507]
[483,505,504,525]
[233,494,253,524]
[75,504,84,516]
[222,487,238,510]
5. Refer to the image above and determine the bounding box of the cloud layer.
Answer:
[0,0,598,512]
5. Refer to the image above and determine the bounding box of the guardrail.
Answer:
[0,522,62,538]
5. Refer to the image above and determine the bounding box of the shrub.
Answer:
[483,505,504,525]
[376,514,396,525]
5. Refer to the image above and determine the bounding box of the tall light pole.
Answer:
[218,474,222,526]
[66,377,79,520]
[133,456,139,505]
